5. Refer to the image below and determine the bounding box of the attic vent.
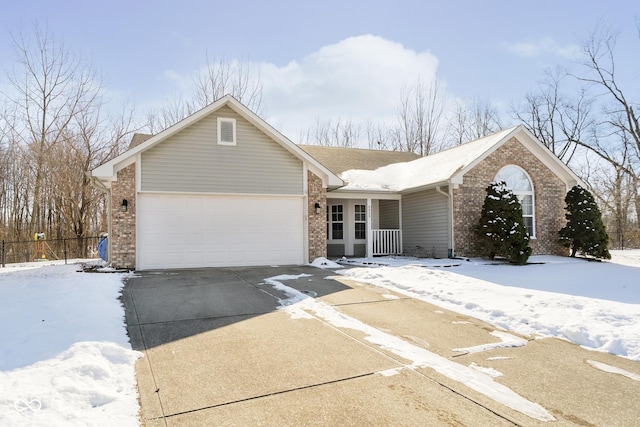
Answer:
[217,117,236,146]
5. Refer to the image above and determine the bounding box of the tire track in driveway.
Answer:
[264,274,554,424]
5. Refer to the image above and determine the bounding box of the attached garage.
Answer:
[90,95,342,270]
[137,193,305,270]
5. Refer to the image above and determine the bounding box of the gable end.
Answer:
[141,106,303,195]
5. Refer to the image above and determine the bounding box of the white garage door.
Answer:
[137,194,305,270]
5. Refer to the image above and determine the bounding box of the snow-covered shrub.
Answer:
[475,181,532,265]
[559,185,611,259]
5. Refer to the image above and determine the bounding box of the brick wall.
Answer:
[308,171,327,261]
[111,163,136,269]
[453,138,568,257]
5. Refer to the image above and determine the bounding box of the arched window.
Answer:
[495,165,535,237]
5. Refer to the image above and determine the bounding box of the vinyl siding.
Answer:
[379,200,400,229]
[402,189,449,258]
[141,106,303,194]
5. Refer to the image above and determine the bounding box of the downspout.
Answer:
[88,173,112,265]
[436,185,455,258]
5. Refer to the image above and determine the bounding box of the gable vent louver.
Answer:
[220,121,234,143]
[217,117,236,145]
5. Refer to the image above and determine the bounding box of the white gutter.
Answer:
[436,185,455,258]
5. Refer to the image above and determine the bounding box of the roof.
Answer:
[129,133,153,149]
[337,125,584,193]
[298,145,420,175]
[90,95,343,189]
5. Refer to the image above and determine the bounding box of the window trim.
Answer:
[495,165,536,238]
[354,204,366,240]
[217,117,237,146]
[327,204,344,241]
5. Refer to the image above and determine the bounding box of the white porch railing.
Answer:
[372,229,402,256]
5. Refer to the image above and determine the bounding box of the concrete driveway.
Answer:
[123,265,640,426]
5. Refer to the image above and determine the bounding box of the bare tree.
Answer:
[364,121,398,150]
[0,24,134,246]
[448,98,502,146]
[396,78,448,156]
[513,68,593,164]
[145,93,191,134]
[3,25,99,234]
[51,102,134,241]
[145,53,263,133]
[193,53,263,114]
[571,24,640,225]
[297,117,362,147]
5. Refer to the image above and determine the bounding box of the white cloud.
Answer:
[163,69,191,90]
[502,37,580,60]
[259,35,440,138]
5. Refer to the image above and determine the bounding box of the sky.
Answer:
[0,1,638,142]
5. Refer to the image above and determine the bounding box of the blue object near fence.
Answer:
[98,237,107,261]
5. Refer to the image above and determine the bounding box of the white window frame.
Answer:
[217,117,236,146]
[354,204,366,240]
[495,165,536,238]
[327,204,344,241]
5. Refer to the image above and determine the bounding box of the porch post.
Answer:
[398,199,403,255]
[366,197,373,258]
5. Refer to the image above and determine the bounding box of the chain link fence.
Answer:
[1,236,103,267]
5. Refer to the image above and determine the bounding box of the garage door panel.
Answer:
[137,194,305,270]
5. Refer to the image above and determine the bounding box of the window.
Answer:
[494,165,535,237]
[354,204,366,239]
[327,205,344,240]
[217,117,236,145]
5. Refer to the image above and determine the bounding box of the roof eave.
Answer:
[90,95,235,180]
[399,180,451,195]
[227,101,342,186]
[449,125,585,190]
[329,187,400,195]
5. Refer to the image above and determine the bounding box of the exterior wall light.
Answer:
[314,202,322,214]
[121,199,128,212]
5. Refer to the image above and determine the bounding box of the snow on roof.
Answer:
[339,126,519,192]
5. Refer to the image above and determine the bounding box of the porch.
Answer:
[326,195,402,258]
[371,229,403,256]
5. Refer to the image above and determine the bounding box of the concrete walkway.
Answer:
[123,266,640,426]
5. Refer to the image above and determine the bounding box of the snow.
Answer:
[337,251,640,361]
[309,257,342,269]
[469,362,503,378]
[267,274,555,421]
[339,126,517,192]
[3,248,637,424]
[0,260,141,426]
[452,331,528,354]
[586,360,640,381]
[267,249,639,421]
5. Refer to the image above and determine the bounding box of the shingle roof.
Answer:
[129,133,153,149]
[338,126,526,192]
[298,145,421,175]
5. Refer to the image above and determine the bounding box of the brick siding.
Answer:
[111,163,136,269]
[308,171,327,261]
[453,137,568,257]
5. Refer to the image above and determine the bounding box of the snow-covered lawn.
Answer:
[0,260,141,426]
[1,250,638,425]
[337,250,640,362]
